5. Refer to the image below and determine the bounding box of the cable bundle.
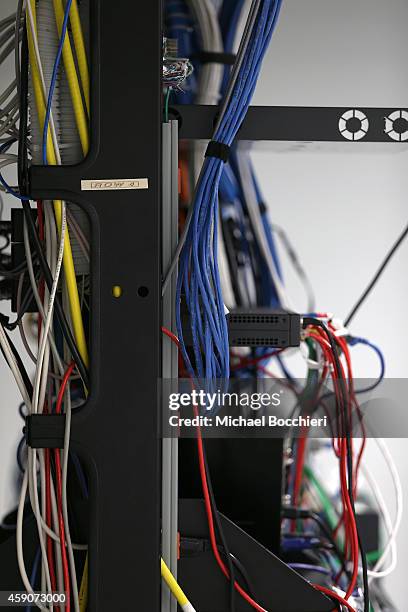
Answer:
[176,0,283,379]
[0,2,92,611]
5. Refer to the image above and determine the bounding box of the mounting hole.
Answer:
[393,117,408,134]
[346,117,362,133]
[112,285,123,298]
[137,286,149,298]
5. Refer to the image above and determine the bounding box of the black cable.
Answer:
[16,436,26,473]
[357,530,370,612]
[202,446,236,612]
[229,553,255,598]
[18,401,27,420]
[1,276,38,331]
[0,321,33,399]
[345,221,408,326]
[0,254,35,278]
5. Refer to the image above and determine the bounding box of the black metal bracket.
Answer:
[178,499,333,612]
[172,104,408,143]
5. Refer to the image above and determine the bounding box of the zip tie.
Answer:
[205,140,230,163]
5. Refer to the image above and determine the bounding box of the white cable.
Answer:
[189,0,223,105]
[16,471,49,612]
[31,203,66,414]
[61,391,80,612]
[19,206,65,611]
[25,0,61,165]
[38,450,64,595]
[40,449,47,593]
[22,218,64,374]
[367,438,402,580]
[360,462,396,579]
[37,203,58,412]
[27,449,53,610]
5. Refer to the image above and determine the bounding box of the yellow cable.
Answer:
[26,2,89,369]
[161,558,196,611]
[52,0,89,156]
[78,556,195,612]
[77,557,195,612]
[78,554,88,612]
[68,0,90,116]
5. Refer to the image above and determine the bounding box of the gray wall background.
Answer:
[0,0,406,609]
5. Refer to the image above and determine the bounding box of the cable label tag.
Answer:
[81,178,149,191]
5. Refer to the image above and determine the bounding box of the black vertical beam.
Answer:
[29,1,162,610]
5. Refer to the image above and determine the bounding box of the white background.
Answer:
[0,0,407,609]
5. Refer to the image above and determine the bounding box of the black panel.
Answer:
[179,439,283,554]
[178,499,333,612]
[172,104,408,143]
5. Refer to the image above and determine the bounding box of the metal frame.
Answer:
[173,104,408,143]
[161,120,179,612]
[28,1,162,610]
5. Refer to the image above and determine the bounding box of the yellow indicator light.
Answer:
[112,285,123,298]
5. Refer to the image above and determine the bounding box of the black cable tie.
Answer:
[25,414,66,449]
[205,140,230,163]
[258,201,268,215]
[196,51,236,65]
[0,313,10,326]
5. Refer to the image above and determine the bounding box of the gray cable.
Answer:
[213,0,260,135]
[15,1,25,98]
[272,223,316,314]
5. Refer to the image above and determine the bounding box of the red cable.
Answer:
[54,362,75,612]
[293,437,306,506]
[194,410,268,612]
[335,335,366,497]
[312,584,356,612]
[163,326,359,609]
[45,447,58,606]
[162,327,269,612]
[307,327,359,597]
[230,349,283,371]
[339,440,359,599]
[290,436,307,533]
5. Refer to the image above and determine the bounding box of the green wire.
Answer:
[366,550,381,564]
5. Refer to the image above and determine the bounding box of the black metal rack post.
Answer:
[28,1,163,610]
